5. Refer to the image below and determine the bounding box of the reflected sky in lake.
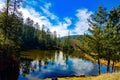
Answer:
[18,50,112,79]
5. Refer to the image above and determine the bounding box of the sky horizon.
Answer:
[0,0,120,37]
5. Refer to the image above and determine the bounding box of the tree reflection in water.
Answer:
[19,50,114,79]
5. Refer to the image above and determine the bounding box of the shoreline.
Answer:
[84,53,120,69]
[46,72,120,80]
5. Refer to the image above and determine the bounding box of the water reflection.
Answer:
[18,50,112,79]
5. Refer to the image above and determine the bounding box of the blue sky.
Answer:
[0,0,120,37]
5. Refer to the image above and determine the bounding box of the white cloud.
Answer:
[0,0,5,11]
[19,6,51,29]
[19,2,72,37]
[40,3,58,20]
[50,17,72,37]
[73,9,93,35]
[19,4,92,37]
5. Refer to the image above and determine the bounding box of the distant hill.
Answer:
[60,35,85,50]
[60,35,84,41]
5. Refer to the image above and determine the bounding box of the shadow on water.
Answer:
[0,49,19,80]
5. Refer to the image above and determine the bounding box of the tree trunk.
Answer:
[107,56,110,73]
[98,58,101,75]
[112,60,115,72]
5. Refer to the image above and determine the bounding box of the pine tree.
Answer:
[87,6,108,75]
[0,0,23,53]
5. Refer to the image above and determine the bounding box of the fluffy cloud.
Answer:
[50,17,72,37]
[19,2,72,37]
[73,9,93,35]
[0,0,5,11]
[40,3,58,20]
[19,6,51,29]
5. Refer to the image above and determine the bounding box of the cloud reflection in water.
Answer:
[29,51,94,78]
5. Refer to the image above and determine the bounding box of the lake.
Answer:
[18,50,113,80]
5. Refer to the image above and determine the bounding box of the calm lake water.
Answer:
[18,50,113,80]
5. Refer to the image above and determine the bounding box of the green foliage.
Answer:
[82,5,120,73]
[62,31,73,50]
[0,0,23,52]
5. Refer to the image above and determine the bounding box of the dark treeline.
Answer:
[0,14,60,51]
[0,0,61,53]
[78,5,120,75]
[20,20,60,50]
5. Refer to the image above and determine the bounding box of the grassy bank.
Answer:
[46,72,120,80]
[84,54,120,69]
